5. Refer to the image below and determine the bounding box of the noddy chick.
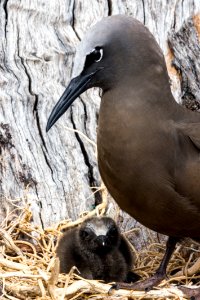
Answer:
[56,216,139,283]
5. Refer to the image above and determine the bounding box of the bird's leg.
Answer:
[111,236,179,291]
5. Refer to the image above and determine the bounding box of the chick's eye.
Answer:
[107,226,118,236]
[80,228,92,239]
[84,47,103,69]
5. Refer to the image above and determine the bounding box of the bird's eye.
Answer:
[84,47,103,69]
[107,226,118,237]
[80,227,93,239]
[92,47,103,62]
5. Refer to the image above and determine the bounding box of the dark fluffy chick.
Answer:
[56,216,139,283]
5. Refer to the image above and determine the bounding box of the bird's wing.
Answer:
[177,122,200,150]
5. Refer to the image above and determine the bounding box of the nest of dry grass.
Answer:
[0,193,199,300]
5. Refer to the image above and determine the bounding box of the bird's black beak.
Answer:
[97,235,108,247]
[46,70,98,132]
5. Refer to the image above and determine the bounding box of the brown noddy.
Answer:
[46,15,200,290]
[56,216,139,283]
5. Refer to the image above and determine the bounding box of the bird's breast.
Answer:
[97,96,169,218]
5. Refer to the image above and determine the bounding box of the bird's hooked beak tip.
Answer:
[46,124,50,133]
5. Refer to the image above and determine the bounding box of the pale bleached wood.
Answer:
[0,1,199,243]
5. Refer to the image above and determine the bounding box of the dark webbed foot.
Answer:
[111,270,166,291]
[179,286,200,300]
[110,237,179,292]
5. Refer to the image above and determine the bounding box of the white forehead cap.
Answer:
[86,218,110,236]
[72,39,90,77]
[72,17,110,78]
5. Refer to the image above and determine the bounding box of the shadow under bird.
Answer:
[47,15,200,291]
[56,216,139,283]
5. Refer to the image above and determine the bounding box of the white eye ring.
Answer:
[95,48,103,62]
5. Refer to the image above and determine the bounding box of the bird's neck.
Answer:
[101,75,178,121]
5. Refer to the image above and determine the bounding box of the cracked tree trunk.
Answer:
[0,0,200,239]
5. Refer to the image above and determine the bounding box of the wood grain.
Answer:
[0,1,199,242]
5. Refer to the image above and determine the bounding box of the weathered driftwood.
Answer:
[169,15,200,110]
[0,1,200,237]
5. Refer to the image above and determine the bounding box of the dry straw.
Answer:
[0,193,199,300]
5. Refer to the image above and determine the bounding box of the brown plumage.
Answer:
[56,216,139,283]
[47,15,200,291]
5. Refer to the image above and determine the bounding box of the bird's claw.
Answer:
[108,284,120,295]
[179,286,200,300]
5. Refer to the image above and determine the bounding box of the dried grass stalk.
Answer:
[0,199,199,300]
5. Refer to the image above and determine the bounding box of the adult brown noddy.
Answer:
[56,216,140,283]
[46,15,200,290]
